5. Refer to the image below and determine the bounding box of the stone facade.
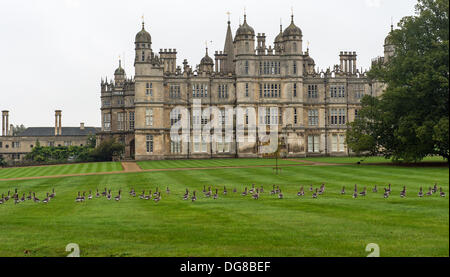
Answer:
[98,14,392,160]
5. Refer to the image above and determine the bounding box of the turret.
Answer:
[114,59,126,85]
[234,13,255,56]
[135,21,152,64]
[384,24,395,63]
[282,14,302,55]
[199,47,214,73]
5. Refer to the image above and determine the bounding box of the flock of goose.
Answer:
[0,188,55,205]
[0,183,446,206]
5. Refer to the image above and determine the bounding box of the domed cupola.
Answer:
[114,59,125,76]
[236,14,255,38]
[135,22,151,44]
[199,47,214,73]
[283,15,302,38]
[384,24,394,46]
[384,24,396,63]
[234,13,256,55]
[274,24,284,54]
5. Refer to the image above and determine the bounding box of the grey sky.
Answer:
[0,0,417,128]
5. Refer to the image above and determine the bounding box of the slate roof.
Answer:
[18,127,100,137]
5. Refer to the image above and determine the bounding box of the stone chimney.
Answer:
[80,122,85,130]
[2,110,9,136]
[55,110,62,136]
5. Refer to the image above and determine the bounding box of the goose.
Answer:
[5,191,10,201]
[75,192,81,202]
[166,187,170,194]
[372,185,378,193]
[278,189,283,199]
[352,185,358,198]
[154,192,161,203]
[418,187,424,197]
[387,184,392,193]
[26,191,32,201]
[33,192,40,203]
[153,187,159,197]
[106,190,112,200]
[312,188,318,199]
[223,186,227,195]
[426,187,433,196]
[341,186,346,195]
[202,185,207,194]
[206,187,212,197]
[297,186,305,197]
[432,183,438,194]
[42,193,50,204]
[252,188,259,200]
[213,189,218,200]
[88,190,93,200]
[241,187,248,196]
[383,188,390,199]
[275,186,280,194]
[14,196,20,205]
[20,193,25,202]
[318,184,325,195]
[309,185,313,192]
[191,191,197,202]
[440,187,446,198]
[249,184,255,194]
[233,188,237,193]
[0,194,3,204]
[183,189,189,200]
[400,186,406,198]
[129,188,135,196]
[139,190,145,199]
[49,188,56,199]
[270,185,276,195]
[101,188,107,197]
[359,187,367,197]
[260,186,264,193]
[13,188,18,199]
[96,189,100,198]
[80,192,86,202]
[144,190,152,200]
[114,190,121,201]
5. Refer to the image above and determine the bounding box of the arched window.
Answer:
[293,42,297,52]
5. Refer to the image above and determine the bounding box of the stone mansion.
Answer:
[98,13,392,160]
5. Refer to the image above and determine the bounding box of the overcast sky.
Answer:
[0,0,417,128]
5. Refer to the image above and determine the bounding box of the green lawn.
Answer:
[301,156,448,164]
[0,161,448,257]
[0,162,123,179]
[137,158,304,170]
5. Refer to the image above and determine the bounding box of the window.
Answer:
[141,51,145,62]
[260,61,280,75]
[293,42,297,52]
[218,84,228,99]
[170,110,181,126]
[308,136,320,153]
[145,108,153,126]
[193,136,200,153]
[245,83,249,97]
[259,83,281,98]
[332,134,346,152]
[355,109,359,119]
[329,108,346,126]
[117,112,125,131]
[129,112,135,130]
[244,61,249,74]
[103,113,111,131]
[12,141,20,148]
[170,84,181,99]
[30,145,33,148]
[356,85,365,99]
[308,110,319,126]
[146,83,153,96]
[330,85,345,98]
[146,135,153,153]
[64,141,72,147]
[308,85,318,98]
[294,108,298,125]
[193,84,208,98]
[245,42,249,52]
[293,83,297,97]
[293,61,297,74]
[170,140,181,153]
